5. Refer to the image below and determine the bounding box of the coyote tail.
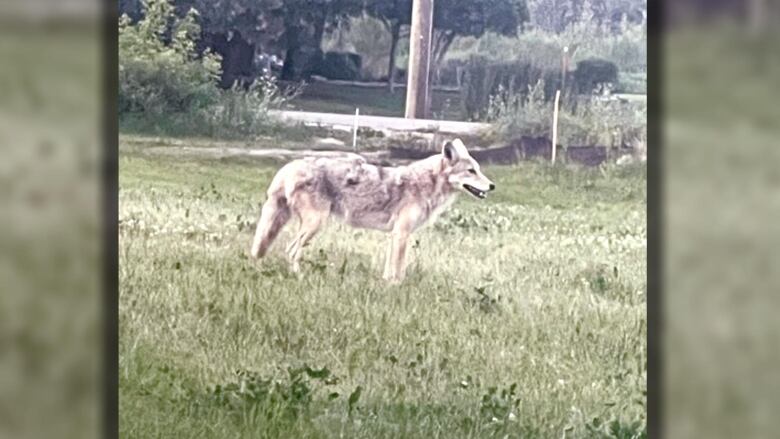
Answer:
[250,177,291,259]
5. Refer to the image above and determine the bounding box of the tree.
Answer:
[122,1,365,83]
[365,0,528,90]
[365,0,413,91]
[527,0,645,33]
[276,0,363,80]
[431,0,528,68]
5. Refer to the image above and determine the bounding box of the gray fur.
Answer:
[250,138,495,282]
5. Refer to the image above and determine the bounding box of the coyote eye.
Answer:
[468,168,477,174]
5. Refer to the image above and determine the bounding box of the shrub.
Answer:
[315,52,362,80]
[119,0,295,138]
[573,58,619,95]
[204,77,299,137]
[615,72,646,94]
[459,56,562,120]
[486,79,646,149]
[485,80,554,139]
[119,0,221,116]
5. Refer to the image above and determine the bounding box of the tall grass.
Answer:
[485,80,647,147]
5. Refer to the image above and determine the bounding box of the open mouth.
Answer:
[463,184,487,199]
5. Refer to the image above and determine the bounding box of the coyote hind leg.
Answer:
[286,193,330,273]
[250,194,291,259]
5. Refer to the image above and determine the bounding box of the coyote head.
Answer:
[441,139,495,199]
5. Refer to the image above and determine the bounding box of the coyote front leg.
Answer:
[383,207,419,282]
[383,230,410,283]
[383,237,394,280]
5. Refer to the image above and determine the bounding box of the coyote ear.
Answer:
[442,141,457,162]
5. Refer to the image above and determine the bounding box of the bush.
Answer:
[615,72,646,94]
[459,56,562,120]
[119,0,295,138]
[119,0,221,116]
[573,58,619,94]
[281,47,323,81]
[486,79,646,149]
[315,52,362,80]
[447,20,646,74]
[207,78,298,136]
[485,80,556,139]
[454,21,643,120]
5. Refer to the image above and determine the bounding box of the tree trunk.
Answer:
[429,31,454,88]
[387,21,401,93]
[431,31,455,70]
[312,14,326,46]
[280,8,301,81]
[281,5,327,81]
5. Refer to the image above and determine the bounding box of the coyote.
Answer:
[250,139,495,282]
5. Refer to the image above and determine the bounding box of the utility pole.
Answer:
[404,0,434,119]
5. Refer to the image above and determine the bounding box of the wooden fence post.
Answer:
[353,108,359,150]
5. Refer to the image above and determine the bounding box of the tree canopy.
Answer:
[431,0,529,64]
[527,0,646,33]
[363,0,529,74]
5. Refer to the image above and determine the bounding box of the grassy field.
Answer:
[119,136,647,438]
[284,81,464,121]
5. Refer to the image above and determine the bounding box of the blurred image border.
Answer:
[646,1,663,438]
[101,0,119,437]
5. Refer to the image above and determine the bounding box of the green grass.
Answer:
[119,139,646,438]
[285,81,464,121]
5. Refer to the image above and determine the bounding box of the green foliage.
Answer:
[431,0,528,64]
[208,78,300,137]
[317,52,362,80]
[459,55,561,120]
[447,20,646,74]
[527,0,647,34]
[119,0,296,138]
[452,16,644,121]
[119,0,221,115]
[364,0,412,28]
[333,0,529,80]
[583,415,647,439]
[479,383,520,422]
[347,385,363,415]
[484,80,554,138]
[574,58,619,94]
[208,366,336,421]
[615,71,646,94]
[485,79,646,147]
